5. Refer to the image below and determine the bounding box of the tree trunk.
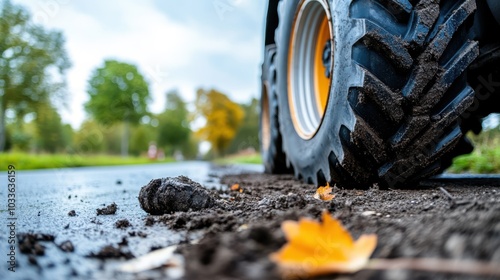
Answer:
[121,120,129,157]
[0,98,5,152]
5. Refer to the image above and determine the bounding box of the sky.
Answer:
[13,0,267,129]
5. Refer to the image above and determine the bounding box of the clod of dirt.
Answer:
[87,245,134,260]
[68,210,76,217]
[58,240,75,252]
[139,176,216,215]
[18,233,55,256]
[96,202,117,215]
[115,219,131,229]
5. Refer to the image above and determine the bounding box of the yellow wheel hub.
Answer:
[288,0,333,139]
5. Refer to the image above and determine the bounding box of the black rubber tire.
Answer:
[260,45,291,174]
[276,0,479,188]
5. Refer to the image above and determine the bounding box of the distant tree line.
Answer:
[0,0,262,158]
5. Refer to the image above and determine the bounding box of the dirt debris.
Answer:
[87,245,134,260]
[139,176,216,214]
[96,202,117,215]
[115,219,131,229]
[166,173,500,280]
[17,233,56,265]
[58,240,75,252]
[68,210,76,216]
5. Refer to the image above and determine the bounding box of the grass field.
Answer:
[449,146,500,174]
[215,153,263,165]
[0,152,174,171]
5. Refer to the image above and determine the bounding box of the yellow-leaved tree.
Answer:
[194,89,244,156]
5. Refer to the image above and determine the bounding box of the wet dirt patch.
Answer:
[147,173,500,280]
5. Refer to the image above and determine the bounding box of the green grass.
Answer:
[449,146,500,174]
[215,153,263,165]
[0,152,174,171]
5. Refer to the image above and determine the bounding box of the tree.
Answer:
[194,88,244,156]
[35,102,67,153]
[227,97,260,154]
[85,60,150,156]
[157,91,191,155]
[130,123,156,156]
[0,0,71,151]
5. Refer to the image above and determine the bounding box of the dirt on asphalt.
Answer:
[170,172,499,280]
[14,168,500,279]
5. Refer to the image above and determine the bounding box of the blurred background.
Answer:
[0,0,497,172]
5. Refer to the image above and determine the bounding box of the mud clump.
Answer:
[68,210,76,216]
[139,176,215,215]
[96,202,117,215]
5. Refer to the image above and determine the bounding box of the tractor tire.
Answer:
[275,0,479,188]
[260,45,291,174]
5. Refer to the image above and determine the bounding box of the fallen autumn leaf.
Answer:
[230,184,240,191]
[270,211,377,278]
[313,183,335,201]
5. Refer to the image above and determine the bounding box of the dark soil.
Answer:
[140,173,500,280]
[87,245,134,260]
[115,219,131,229]
[96,202,117,215]
[68,210,76,217]
[18,233,55,256]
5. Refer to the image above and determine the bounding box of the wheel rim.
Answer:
[261,83,271,152]
[288,0,333,139]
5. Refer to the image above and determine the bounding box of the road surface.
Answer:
[0,161,262,279]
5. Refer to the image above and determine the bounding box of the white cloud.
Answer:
[13,0,266,128]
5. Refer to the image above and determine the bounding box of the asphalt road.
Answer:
[0,161,262,279]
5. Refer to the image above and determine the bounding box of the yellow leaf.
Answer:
[313,183,335,201]
[230,184,240,191]
[270,211,377,278]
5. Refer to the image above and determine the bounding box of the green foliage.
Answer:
[130,123,156,156]
[85,60,150,156]
[0,0,71,151]
[194,88,244,156]
[101,124,122,155]
[85,60,150,125]
[227,97,259,154]
[157,91,191,153]
[73,119,105,154]
[35,102,68,153]
[180,135,200,159]
[450,146,500,173]
[449,127,500,173]
[0,152,174,171]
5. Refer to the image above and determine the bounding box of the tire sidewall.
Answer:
[276,0,364,182]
